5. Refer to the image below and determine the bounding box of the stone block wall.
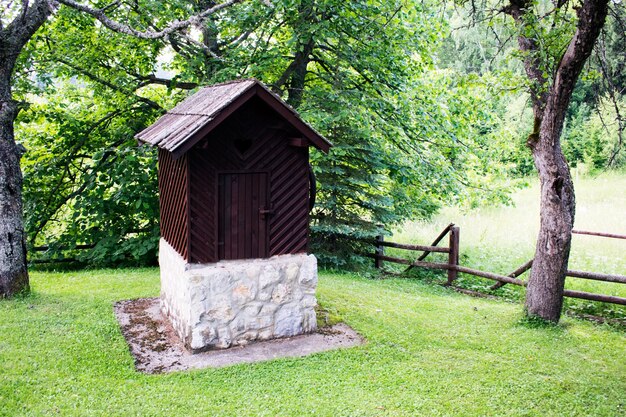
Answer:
[159,239,318,352]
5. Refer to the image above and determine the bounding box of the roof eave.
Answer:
[253,84,333,153]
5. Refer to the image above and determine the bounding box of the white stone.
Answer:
[246,265,261,280]
[216,326,232,349]
[274,304,304,336]
[258,328,273,340]
[286,262,300,282]
[302,294,317,308]
[259,265,280,289]
[255,315,274,329]
[231,315,247,333]
[208,269,232,294]
[241,330,258,341]
[271,283,291,304]
[232,283,254,304]
[159,239,318,351]
[191,323,218,350]
[206,307,235,323]
[242,301,264,316]
[299,254,318,288]
[302,309,317,332]
[257,290,272,302]
[259,303,279,316]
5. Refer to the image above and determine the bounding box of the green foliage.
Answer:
[439,2,626,177]
[562,96,626,170]
[17,81,163,266]
[15,0,519,268]
[15,3,186,266]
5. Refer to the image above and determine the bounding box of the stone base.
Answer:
[159,239,318,352]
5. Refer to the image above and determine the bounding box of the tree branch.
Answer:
[551,0,610,110]
[1,0,52,59]
[56,0,243,39]
[19,0,30,23]
[55,58,163,110]
[503,0,549,111]
[595,30,625,167]
[30,137,127,245]
[135,74,198,90]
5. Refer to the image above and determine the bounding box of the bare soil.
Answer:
[114,297,365,373]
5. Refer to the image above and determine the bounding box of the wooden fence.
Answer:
[29,244,96,264]
[369,225,626,306]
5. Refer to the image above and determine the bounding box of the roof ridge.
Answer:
[200,78,258,89]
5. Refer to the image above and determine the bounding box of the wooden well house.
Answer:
[137,79,332,264]
[135,79,332,350]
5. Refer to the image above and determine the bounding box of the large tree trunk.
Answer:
[0,96,29,297]
[0,0,53,297]
[508,0,610,322]
[526,117,575,321]
[0,34,30,297]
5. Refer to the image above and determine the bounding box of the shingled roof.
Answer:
[135,79,332,158]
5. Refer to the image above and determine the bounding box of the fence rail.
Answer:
[370,226,626,307]
[573,230,626,240]
[31,244,95,252]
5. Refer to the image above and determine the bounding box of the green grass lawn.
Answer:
[393,171,626,319]
[1,268,625,416]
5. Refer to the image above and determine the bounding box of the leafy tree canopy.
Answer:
[18,0,519,267]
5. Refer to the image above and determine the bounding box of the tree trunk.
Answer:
[0,44,29,296]
[515,0,610,322]
[526,119,575,321]
[271,0,315,109]
[0,97,29,297]
[0,0,53,297]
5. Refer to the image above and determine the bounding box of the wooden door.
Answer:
[218,172,269,260]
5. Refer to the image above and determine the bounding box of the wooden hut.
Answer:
[135,79,332,350]
[137,79,331,264]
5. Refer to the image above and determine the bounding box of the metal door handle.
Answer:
[259,206,275,218]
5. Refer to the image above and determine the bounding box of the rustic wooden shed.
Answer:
[136,79,332,264]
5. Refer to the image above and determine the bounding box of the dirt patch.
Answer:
[114,298,188,373]
[114,298,365,374]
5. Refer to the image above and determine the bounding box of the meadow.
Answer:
[393,171,626,319]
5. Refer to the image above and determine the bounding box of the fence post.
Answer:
[447,226,460,285]
[375,233,384,269]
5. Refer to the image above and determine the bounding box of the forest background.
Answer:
[13,0,625,268]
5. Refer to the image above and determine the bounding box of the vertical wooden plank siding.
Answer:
[259,173,268,258]
[158,148,189,260]
[218,172,269,260]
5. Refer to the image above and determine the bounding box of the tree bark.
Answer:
[0,96,29,297]
[505,0,610,321]
[526,117,576,320]
[0,0,52,297]
[272,0,316,109]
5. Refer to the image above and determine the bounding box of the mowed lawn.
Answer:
[1,268,624,416]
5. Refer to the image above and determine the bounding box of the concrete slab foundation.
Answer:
[114,298,364,373]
